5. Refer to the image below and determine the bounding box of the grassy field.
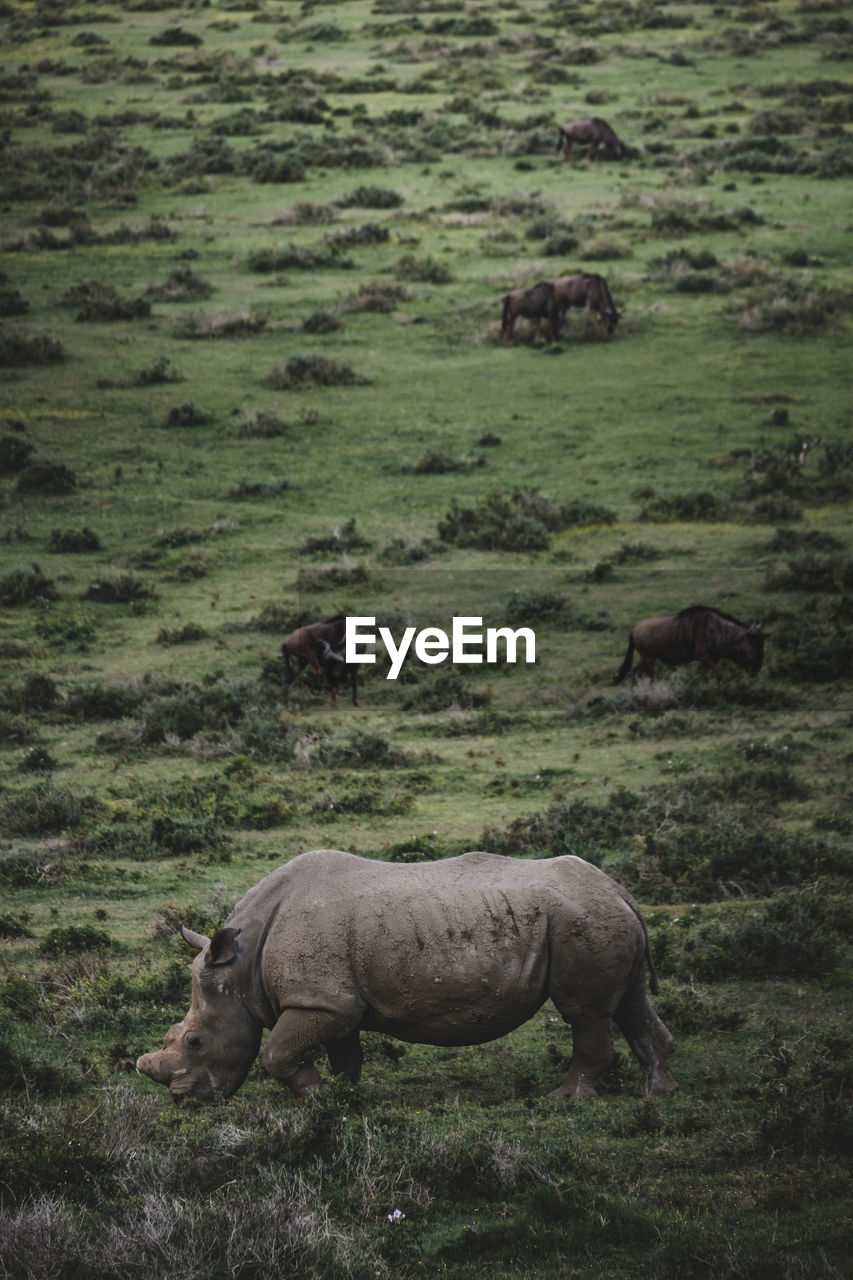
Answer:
[1,0,851,1276]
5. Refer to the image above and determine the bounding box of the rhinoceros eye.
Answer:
[185,1031,202,1049]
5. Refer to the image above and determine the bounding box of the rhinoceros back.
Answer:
[231,851,645,1048]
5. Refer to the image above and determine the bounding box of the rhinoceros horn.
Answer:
[181,925,241,966]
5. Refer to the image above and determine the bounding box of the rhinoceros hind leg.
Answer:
[263,1008,356,1100]
[549,1016,614,1101]
[614,988,677,1096]
[326,1030,364,1083]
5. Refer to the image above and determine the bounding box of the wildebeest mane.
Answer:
[675,604,746,627]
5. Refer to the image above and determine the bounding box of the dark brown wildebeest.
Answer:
[500,281,558,346]
[558,117,625,162]
[614,605,764,685]
[554,273,620,337]
[282,615,359,707]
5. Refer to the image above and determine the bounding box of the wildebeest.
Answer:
[554,273,620,336]
[500,281,558,345]
[282,615,359,707]
[614,605,765,684]
[558,117,625,162]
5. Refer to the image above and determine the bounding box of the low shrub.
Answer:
[133,356,179,386]
[343,281,411,313]
[302,309,342,334]
[324,223,388,249]
[438,487,616,552]
[0,329,63,366]
[47,527,101,553]
[17,745,58,773]
[505,591,570,626]
[0,434,34,473]
[85,573,156,604]
[768,553,853,594]
[649,889,846,982]
[402,669,493,713]
[64,681,147,720]
[34,614,98,650]
[156,622,208,645]
[180,311,266,340]
[410,450,482,475]
[580,236,633,260]
[165,402,213,427]
[753,1024,853,1160]
[767,598,853,681]
[336,185,404,208]
[60,280,150,322]
[267,356,370,389]
[226,478,291,501]
[0,287,29,317]
[145,268,214,301]
[299,517,370,555]
[0,913,33,941]
[138,682,248,745]
[639,490,726,522]
[393,253,453,284]
[39,925,117,957]
[230,409,289,438]
[0,566,58,606]
[16,463,76,496]
[733,281,850,336]
[149,24,202,46]
[246,244,352,272]
[0,780,104,836]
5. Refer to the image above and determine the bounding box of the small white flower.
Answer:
[387,1209,406,1222]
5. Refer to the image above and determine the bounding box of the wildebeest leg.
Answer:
[634,654,655,683]
[326,1030,364,1083]
[614,986,677,1096]
[263,1008,357,1100]
[562,139,572,161]
[549,1015,614,1100]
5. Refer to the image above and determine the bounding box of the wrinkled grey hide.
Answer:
[137,850,676,1104]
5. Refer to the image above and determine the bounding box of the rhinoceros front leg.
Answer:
[263,1009,357,1100]
[549,1016,615,1101]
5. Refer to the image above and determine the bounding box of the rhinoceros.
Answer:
[137,849,676,1104]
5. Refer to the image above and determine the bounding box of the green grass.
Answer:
[0,0,851,1275]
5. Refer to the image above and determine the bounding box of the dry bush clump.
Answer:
[179,309,267,339]
[342,281,412,313]
[267,355,371,388]
[733,281,850,335]
[0,328,63,366]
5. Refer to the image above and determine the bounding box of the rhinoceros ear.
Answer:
[181,926,210,952]
[206,927,242,967]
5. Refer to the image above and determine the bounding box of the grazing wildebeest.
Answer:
[500,281,558,345]
[558,117,625,162]
[614,605,765,685]
[554,273,620,336]
[282,615,359,707]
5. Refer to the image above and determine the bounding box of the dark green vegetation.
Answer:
[0,0,851,1274]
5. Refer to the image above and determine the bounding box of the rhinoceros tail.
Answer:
[617,887,659,994]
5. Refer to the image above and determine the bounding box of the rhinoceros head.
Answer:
[136,926,262,1104]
